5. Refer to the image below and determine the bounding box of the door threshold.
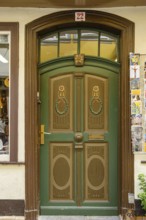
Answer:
[39,216,120,220]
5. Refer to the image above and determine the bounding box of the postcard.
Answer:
[130,65,140,79]
[130,53,140,66]
[131,114,142,126]
[131,126,143,151]
[130,78,140,90]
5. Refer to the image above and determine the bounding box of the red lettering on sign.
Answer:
[75,12,86,21]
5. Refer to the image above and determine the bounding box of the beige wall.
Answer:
[0,165,25,199]
[0,6,145,200]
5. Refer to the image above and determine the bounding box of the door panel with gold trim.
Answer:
[40,61,119,215]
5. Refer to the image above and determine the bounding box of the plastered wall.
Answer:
[0,6,145,200]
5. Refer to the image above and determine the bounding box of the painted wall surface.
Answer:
[0,6,145,200]
[0,165,25,199]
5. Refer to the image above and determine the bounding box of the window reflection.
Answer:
[0,33,9,156]
[60,30,78,57]
[40,33,58,62]
[80,30,99,56]
[100,33,118,62]
[39,29,119,63]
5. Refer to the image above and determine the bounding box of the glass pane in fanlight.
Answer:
[80,30,99,56]
[59,30,78,57]
[100,33,119,62]
[40,33,58,63]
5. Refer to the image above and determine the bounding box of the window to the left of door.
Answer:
[0,33,9,161]
[0,23,18,162]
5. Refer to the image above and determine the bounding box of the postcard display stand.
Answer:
[130,53,146,152]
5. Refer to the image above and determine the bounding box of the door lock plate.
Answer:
[75,144,83,149]
[88,133,104,140]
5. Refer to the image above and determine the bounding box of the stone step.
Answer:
[0,216,121,220]
[39,216,120,220]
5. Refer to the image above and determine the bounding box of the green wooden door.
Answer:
[39,59,119,216]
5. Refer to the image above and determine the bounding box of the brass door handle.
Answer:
[40,125,51,145]
[40,125,44,144]
[75,133,83,142]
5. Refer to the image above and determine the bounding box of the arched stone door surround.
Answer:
[25,10,134,219]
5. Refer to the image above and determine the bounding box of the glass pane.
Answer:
[80,30,99,56]
[40,33,58,63]
[59,30,78,57]
[0,33,9,160]
[100,33,119,62]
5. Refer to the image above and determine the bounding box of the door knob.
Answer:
[75,133,83,142]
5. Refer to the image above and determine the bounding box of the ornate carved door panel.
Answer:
[40,61,119,215]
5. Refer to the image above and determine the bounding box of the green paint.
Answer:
[39,57,119,216]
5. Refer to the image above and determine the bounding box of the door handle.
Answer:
[75,133,83,142]
[40,125,44,144]
[40,125,51,144]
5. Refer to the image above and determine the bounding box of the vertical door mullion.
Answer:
[74,73,83,132]
[74,73,84,206]
[78,29,81,54]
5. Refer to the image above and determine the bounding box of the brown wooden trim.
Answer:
[0,23,19,162]
[10,23,19,162]
[25,10,134,219]
[0,162,25,165]
[0,200,24,216]
[135,218,146,220]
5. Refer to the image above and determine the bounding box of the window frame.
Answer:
[39,28,120,64]
[0,22,19,163]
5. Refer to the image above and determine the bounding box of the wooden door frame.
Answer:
[25,10,134,219]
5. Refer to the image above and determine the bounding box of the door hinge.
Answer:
[37,91,41,104]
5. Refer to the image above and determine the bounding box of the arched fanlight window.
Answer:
[39,29,119,64]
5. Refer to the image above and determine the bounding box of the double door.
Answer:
[40,63,119,216]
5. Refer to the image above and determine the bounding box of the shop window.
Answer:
[0,23,18,162]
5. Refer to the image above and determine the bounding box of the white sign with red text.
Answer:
[75,12,86,21]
